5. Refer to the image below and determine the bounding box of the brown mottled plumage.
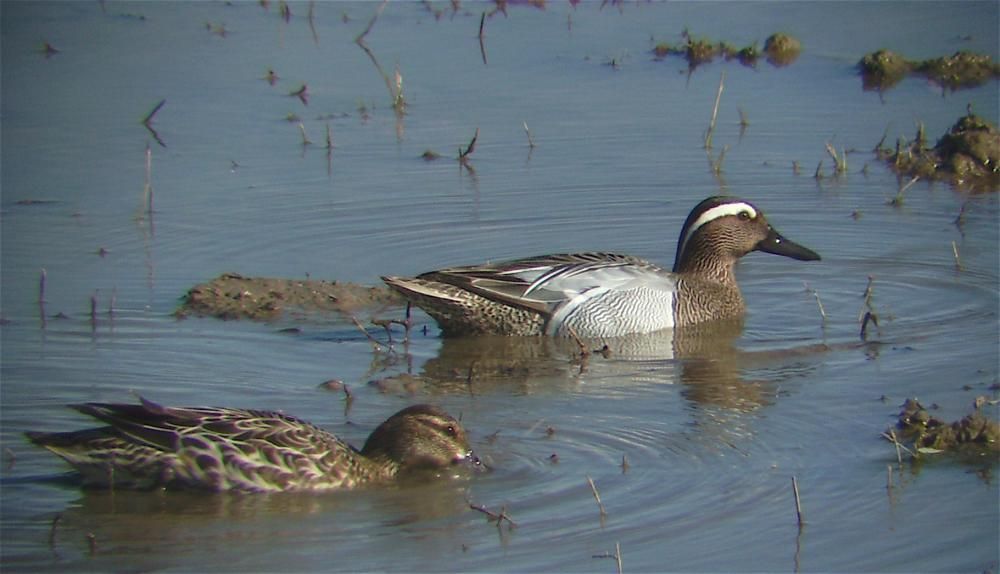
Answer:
[383,196,821,337]
[26,398,476,493]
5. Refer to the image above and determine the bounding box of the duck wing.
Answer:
[45,398,361,491]
[419,252,667,313]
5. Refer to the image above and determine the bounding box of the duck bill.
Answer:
[456,450,486,470]
[756,226,821,261]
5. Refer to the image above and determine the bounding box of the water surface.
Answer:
[2,2,998,572]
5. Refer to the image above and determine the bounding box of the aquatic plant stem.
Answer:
[859,276,881,340]
[791,476,804,528]
[803,282,827,325]
[142,99,166,147]
[38,268,46,303]
[880,429,915,463]
[458,128,480,169]
[355,0,404,113]
[298,123,312,146]
[704,70,725,149]
[143,143,153,217]
[48,513,61,547]
[307,0,318,44]
[478,11,488,65]
[889,175,920,206]
[351,316,384,352]
[592,543,624,573]
[825,142,847,174]
[587,475,607,518]
[469,503,517,528]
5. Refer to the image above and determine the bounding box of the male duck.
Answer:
[382,196,821,337]
[26,398,477,493]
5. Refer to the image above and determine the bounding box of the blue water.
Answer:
[2,1,998,572]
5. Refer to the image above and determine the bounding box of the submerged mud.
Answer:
[877,111,999,191]
[858,49,1000,92]
[892,397,999,456]
[652,31,800,69]
[176,272,402,321]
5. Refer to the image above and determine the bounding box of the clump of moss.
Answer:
[916,51,1000,90]
[877,111,999,191]
[763,33,801,67]
[652,30,796,70]
[858,49,999,92]
[893,397,999,455]
[670,32,720,68]
[724,42,760,67]
[935,113,1000,183]
[857,49,913,91]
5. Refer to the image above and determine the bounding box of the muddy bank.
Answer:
[176,272,402,321]
[877,111,999,191]
[890,397,999,457]
[858,49,1000,92]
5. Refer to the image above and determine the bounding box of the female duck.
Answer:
[382,196,820,337]
[26,398,477,493]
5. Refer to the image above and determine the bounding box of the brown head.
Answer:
[672,196,820,279]
[360,404,476,472]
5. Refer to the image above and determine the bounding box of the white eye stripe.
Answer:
[679,202,757,255]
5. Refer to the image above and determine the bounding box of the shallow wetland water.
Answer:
[1,2,998,572]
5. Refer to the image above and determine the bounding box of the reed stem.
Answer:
[704,71,725,149]
[791,475,804,528]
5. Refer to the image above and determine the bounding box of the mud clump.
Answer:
[858,49,1000,92]
[858,49,912,91]
[763,33,801,67]
[916,51,1000,90]
[892,398,999,455]
[176,272,402,321]
[652,31,800,69]
[877,111,999,191]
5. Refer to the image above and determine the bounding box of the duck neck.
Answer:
[360,452,402,480]
[675,252,739,287]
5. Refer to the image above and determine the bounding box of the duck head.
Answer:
[361,404,478,471]
[673,196,820,273]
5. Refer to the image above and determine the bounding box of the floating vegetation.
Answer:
[858,49,1000,92]
[876,110,999,191]
[889,397,999,457]
[653,30,799,70]
[763,33,801,67]
[39,41,59,59]
[289,83,309,106]
[857,49,910,91]
[263,67,279,86]
[205,21,228,38]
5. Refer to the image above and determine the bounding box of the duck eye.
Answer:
[739,211,752,220]
[445,425,456,436]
